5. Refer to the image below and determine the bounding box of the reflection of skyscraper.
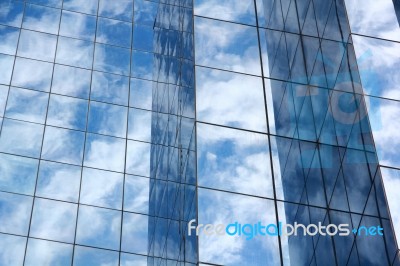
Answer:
[0,0,400,265]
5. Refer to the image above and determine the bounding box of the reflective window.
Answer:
[0,153,38,195]
[134,0,158,27]
[194,17,261,76]
[59,10,97,41]
[56,36,94,68]
[22,4,61,35]
[0,85,8,116]
[27,0,62,8]
[130,78,153,110]
[94,43,131,75]
[131,50,153,79]
[128,108,152,142]
[0,54,15,85]
[91,71,129,106]
[84,133,126,172]
[25,239,73,266]
[0,234,26,266]
[80,168,124,209]
[133,24,153,52]
[5,87,48,123]
[126,140,151,177]
[0,1,24,27]
[97,17,132,48]
[47,94,88,131]
[88,101,128,138]
[73,246,119,266]
[76,205,121,250]
[0,192,33,235]
[63,0,98,15]
[17,30,57,62]
[0,25,19,55]
[12,57,53,92]
[381,167,400,242]
[41,126,86,165]
[0,119,44,158]
[30,198,77,243]
[121,212,148,254]
[123,175,149,213]
[99,0,133,22]
[52,64,92,98]
[36,161,81,202]
[120,253,147,266]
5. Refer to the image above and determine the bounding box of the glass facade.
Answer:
[0,0,399,265]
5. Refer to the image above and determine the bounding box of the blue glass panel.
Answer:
[17,30,57,61]
[73,246,119,266]
[97,17,132,48]
[56,36,94,68]
[91,71,129,106]
[52,64,92,98]
[25,239,73,266]
[0,25,19,55]
[0,234,26,265]
[94,43,131,75]
[63,0,99,15]
[0,1,24,27]
[23,4,61,34]
[0,54,14,85]
[12,57,53,92]
[59,10,97,41]
[121,212,148,254]
[0,192,33,235]
[126,140,151,176]
[123,175,149,213]
[99,0,133,21]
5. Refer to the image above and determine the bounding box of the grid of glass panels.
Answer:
[194,0,400,265]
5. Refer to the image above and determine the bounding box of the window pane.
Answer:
[126,140,150,177]
[17,30,57,61]
[56,36,94,68]
[121,212,148,254]
[91,71,129,106]
[99,0,133,21]
[0,192,33,235]
[0,234,26,266]
[73,246,119,266]
[0,1,24,27]
[52,64,92,98]
[0,54,15,85]
[0,25,19,55]
[63,0,98,15]
[59,10,97,41]
[22,4,61,34]
[97,17,132,48]
[124,175,149,213]
[12,57,53,92]
[129,78,153,110]
[27,0,62,8]
[94,43,131,75]
[0,85,8,116]
[128,108,151,142]
[25,239,73,266]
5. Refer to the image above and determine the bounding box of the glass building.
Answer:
[0,0,399,265]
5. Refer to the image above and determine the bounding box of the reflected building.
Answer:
[0,0,400,265]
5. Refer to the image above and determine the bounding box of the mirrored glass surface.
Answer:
[0,153,38,195]
[197,123,273,197]
[59,10,97,41]
[84,133,126,172]
[11,57,53,92]
[63,0,98,15]
[76,205,121,250]
[130,78,153,110]
[121,212,148,254]
[0,192,32,235]
[36,161,81,202]
[194,0,256,25]
[5,87,48,123]
[128,108,151,142]
[0,54,15,85]
[196,66,267,132]
[198,188,280,265]
[0,1,24,27]
[47,94,88,131]
[94,43,131,75]
[73,246,119,266]
[27,0,62,8]
[0,25,19,55]
[97,17,132,48]
[134,0,158,27]
[91,71,129,106]
[30,198,77,243]
[0,234,26,266]
[0,119,44,158]
[25,238,73,266]
[0,86,8,116]
[51,64,92,98]
[131,50,153,79]
[120,253,147,266]
[41,126,86,165]
[88,101,128,138]
[99,0,133,22]
[381,167,400,242]
[56,36,94,68]
[22,4,61,35]
[126,140,150,177]
[132,24,153,52]
[194,17,261,76]
[80,168,123,209]
[17,30,57,61]
[123,175,149,213]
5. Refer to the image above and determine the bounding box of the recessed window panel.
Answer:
[22,4,61,34]
[52,64,92,98]
[30,198,77,243]
[63,0,98,15]
[194,17,261,75]
[128,108,151,142]
[94,43,131,75]
[97,17,132,48]
[99,0,133,22]
[0,119,44,158]
[0,1,24,27]
[197,123,273,197]
[0,192,33,235]
[47,94,88,131]
[12,57,53,92]
[42,126,86,165]
[36,161,81,202]
[130,78,153,110]
[0,234,26,266]
[0,54,14,85]
[56,36,94,68]
[59,10,97,41]
[25,239,73,266]
[80,168,124,209]
[73,246,119,266]
[0,153,38,195]
[123,175,149,213]
[0,25,19,55]
[91,71,129,106]
[17,30,57,62]
[84,133,126,172]
[76,205,121,250]
[121,212,148,254]
[88,101,128,138]
[5,87,48,123]
[126,140,150,177]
